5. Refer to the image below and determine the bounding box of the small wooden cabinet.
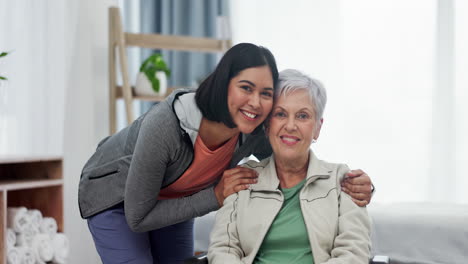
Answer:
[0,156,63,263]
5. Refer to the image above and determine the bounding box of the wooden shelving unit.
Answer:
[0,156,63,264]
[108,6,231,134]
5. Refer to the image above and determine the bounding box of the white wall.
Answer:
[230,0,467,204]
[63,1,118,263]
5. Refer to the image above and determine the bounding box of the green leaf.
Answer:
[0,52,10,81]
[144,67,160,92]
[149,75,160,93]
[139,55,152,72]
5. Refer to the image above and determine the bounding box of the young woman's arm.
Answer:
[124,105,219,232]
[124,103,257,232]
[252,131,374,207]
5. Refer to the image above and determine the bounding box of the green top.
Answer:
[254,179,314,264]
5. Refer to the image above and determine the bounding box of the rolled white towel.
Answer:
[18,246,35,264]
[39,217,58,237]
[26,209,43,230]
[51,233,69,264]
[6,228,16,249]
[7,207,29,233]
[7,246,21,264]
[31,233,54,263]
[15,226,38,247]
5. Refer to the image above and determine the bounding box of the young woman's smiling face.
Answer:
[268,89,322,162]
[227,66,274,134]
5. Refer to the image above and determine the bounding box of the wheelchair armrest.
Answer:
[184,252,208,264]
[370,255,390,264]
[184,252,389,264]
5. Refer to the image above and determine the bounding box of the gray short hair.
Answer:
[276,69,327,122]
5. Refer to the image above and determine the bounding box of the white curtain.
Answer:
[454,0,468,203]
[0,0,66,155]
[1,0,119,263]
[230,0,467,204]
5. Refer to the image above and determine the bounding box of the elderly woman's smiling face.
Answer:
[267,89,322,163]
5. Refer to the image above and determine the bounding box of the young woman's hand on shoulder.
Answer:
[214,167,259,206]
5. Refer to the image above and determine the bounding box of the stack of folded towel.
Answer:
[7,207,69,264]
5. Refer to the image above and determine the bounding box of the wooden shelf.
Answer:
[0,157,63,263]
[124,32,229,52]
[108,6,231,134]
[0,155,62,164]
[115,85,178,101]
[0,179,63,191]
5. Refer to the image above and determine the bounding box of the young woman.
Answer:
[78,43,373,264]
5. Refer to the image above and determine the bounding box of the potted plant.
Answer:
[0,51,8,81]
[135,53,171,96]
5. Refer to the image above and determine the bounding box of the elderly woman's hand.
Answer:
[214,167,258,206]
[341,169,373,207]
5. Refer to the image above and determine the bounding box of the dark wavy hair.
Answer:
[195,43,279,128]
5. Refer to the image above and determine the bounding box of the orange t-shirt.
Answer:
[158,133,239,199]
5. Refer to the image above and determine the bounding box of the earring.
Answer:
[312,139,317,144]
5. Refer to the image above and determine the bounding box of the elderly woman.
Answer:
[208,69,371,263]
